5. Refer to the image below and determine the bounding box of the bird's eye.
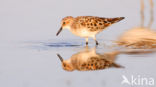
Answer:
[63,22,66,24]
[63,64,66,67]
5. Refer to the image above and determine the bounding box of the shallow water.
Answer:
[0,0,156,87]
[1,40,156,87]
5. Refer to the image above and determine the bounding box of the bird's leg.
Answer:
[93,36,99,45]
[96,40,99,45]
[85,38,88,45]
[91,46,96,54]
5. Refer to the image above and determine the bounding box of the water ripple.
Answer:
[44,42,82,47]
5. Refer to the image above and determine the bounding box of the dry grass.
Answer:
[116,27,156,49]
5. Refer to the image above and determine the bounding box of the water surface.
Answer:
[0,0,156,87]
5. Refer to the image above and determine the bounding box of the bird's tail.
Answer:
[107,17,125,24]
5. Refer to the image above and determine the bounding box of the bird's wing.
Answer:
[73,16,112,31]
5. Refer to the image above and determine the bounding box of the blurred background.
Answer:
[0,0,156,87]
[0,0,155,42]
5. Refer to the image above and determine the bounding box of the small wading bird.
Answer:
[56,16,125,45]
[57,47,122,71]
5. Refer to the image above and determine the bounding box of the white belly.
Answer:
[71,29,98,38]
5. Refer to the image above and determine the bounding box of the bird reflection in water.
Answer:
[57,46,123,71]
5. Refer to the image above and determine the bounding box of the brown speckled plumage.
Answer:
[71,16,124,32]
[57,47,122,71]
[57,16,125,45]
[76,56,114,71]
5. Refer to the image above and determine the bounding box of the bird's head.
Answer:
[56,16,74,36]
[57,54,74,71]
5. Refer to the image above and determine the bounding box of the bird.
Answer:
[57,46,122,71]
[56,16,125,45]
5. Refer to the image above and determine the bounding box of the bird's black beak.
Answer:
[56,27,62,36]
[57,54,64,62]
